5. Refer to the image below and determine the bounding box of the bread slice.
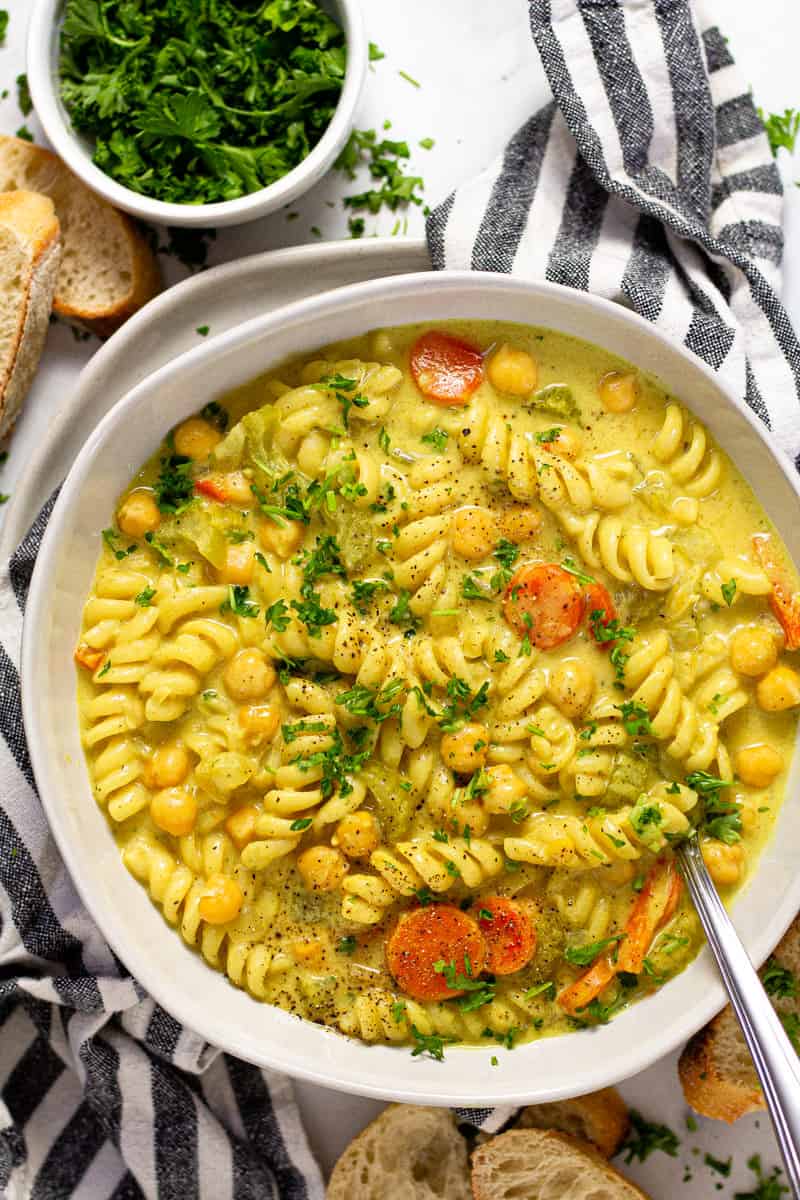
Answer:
[471,1129,651,1200]
[515,1088,629,1158]
[679,912,800,1121]
[0,135,161,337]
[326,1104,471,1200]
[0,190,60,439]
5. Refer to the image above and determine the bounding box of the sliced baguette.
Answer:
[471,1129,651,1200]
[326,1104,471,1200]
[679,912,800,1121]
[0,190,60,439]
[0,135,161,337]
[515,1088,629,1158]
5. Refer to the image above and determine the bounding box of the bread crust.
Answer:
[0,190,61,439]
[516,1087,630,1158]
[0,135,161,337]
[679,912,800,1122]
[471,1129,651,1200]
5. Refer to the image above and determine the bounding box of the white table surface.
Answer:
[3,0,800,1193]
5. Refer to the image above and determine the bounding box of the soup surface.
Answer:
[75,321,800,1055]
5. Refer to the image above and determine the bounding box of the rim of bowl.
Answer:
[21,271,800,1103]
[26,0,368,228]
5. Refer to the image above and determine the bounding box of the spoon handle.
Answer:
[678,839,800,1197]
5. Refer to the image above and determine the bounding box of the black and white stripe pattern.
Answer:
[2,2,800,1192]
[428,0,800,465]
[0,509,324,1200]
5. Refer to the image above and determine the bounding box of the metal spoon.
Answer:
[677,836,800,1197]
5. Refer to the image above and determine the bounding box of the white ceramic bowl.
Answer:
[22,273,800,1105]
[26,0,367,228]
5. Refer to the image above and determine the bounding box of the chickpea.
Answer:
[238,702,281,742]
[498,507,542,544]
[297,431,331,477]
[223,650,276,702]
[487,344,538,396]
[198,874,243,924]
[117,490,160,538]
[701,839,745,887]
[484,764,528,814]
[259,518,305,559]
[217,541,255,585]
[173,417,222,461]
[332,811,381,859]
[548,659,595,719]
[297,845,349,892]
[225,805,259,849]
[735,743,784,788]
[599,371,638,413]
[730,626,779,677]
[150,787,197,837]
[546,426,582,460]
[143,741,190,790]
[756,664,800,712]
[440,723,489,775]
[219,471,255,506]
[451,507,498,561]
[670,496,699,525]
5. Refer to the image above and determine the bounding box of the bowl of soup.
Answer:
[21,272,800,1105]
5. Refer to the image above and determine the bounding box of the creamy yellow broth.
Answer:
[75,321,800,1054]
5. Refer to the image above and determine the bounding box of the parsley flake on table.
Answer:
[0,11,7,44]
[58,0,347,205]
[758,107,800,157]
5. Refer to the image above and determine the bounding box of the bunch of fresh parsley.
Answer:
[59,0,347,204]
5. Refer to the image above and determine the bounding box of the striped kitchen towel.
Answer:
[428,0,800,466]
[0,1,798,1197]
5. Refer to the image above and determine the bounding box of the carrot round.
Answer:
[386,905,486,1001]
[473,897,536,976]
[410,331,484,406]
[504,563,584,649]
[557,956,616,1016]
[584,582,617,641]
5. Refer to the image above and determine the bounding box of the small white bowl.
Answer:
[26,0,367,228]
[22,273,800,1105]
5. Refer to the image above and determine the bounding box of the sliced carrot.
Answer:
[616,859,682,975]
[195,478,229,503]
[752,535,800,650]
[74,643,105,672]
[410,331,484,406]
[503,563,584,649]
[473,897,537,976]
[584,582,617,642]
[557,956,616,1016]
[386,905,486,1001]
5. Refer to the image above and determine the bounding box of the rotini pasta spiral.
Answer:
[653,404,723,498]
[139,617,239,721]
[556,511,675,591]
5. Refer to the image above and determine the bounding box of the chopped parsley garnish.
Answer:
[337,936,357,955]
[721,577,737,606]
[704,1154,732,1178]
[0,12,8,43]
[758,107,800,157]
[16,73,31,116]
[334,127,424,218]
[735,1154,789,1200]
[410,1025,456,1062]
[227,528,254,544]
[264,599,290,632]
[336,678,406,723]
[388,589,420,631]
[620,1111,680,1163]
[462,573,489,601]
[134,586,156,607]
[534,427,562,444]
[378,426,391,453]
[351,578,389,612]
[421,427,449,452]
[616,700,652,737]
[97,660,111,678]
[436,677,490,733]
[491,539,520,591]
[564,934,625,967]
[292,726,368,799]
[220,585,259,618]
[391,1000,406,1024]
[290,817,313,832]
[762,958,797,999]
[686,770,741,844]
[524,981,556,1001]
[196,325,210,337]
[320,373,369,428]
[59,0,347,205]
[102,528,136,560]
[433,956,496,1011]
[561,556,595,585]
[494,649,510,663]
[154,454,194,514]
